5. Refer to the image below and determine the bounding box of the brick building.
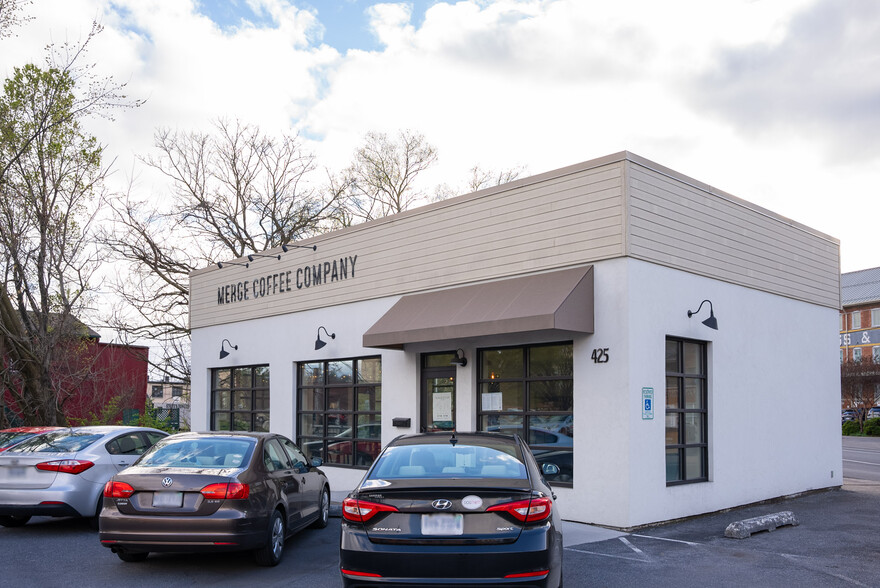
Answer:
[840,266,880,408]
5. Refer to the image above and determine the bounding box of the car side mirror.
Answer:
[310,457,324,468]
[541,463,560,476]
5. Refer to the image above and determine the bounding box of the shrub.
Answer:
[842,420,862,436]
[864,418,880,437]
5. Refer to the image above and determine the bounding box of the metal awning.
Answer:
[363,266,594,349]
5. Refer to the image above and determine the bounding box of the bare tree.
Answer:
[464,164,526,192]
[100,119,347,378]
[433,164,527,202]
[340,130,438,224]
[841,356,880,433]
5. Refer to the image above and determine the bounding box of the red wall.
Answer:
[61,342,149,422]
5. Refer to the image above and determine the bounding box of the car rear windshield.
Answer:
[368,442,527,480]
[137,437,256,468]
[9,431,104,453]
[0,431,29,448]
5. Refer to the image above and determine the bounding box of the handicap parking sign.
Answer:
[642,387,654,420]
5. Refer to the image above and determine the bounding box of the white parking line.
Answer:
[564,546,647,563]
[843,459,880,466]
[781,554,873,587]
[631,533,702,546]
[618,536,645,556]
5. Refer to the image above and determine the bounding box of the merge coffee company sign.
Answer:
[217,255,358,306]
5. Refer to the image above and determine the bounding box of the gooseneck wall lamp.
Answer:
[283,244,317,252]
[314,326,336,350]
[219,339,238,359]
[216,261,249,269]
[687,300,718,330]
[216,242,316,269]
[248,253,281,262]
[449,349,468,367]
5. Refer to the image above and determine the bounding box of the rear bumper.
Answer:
[0,503,80,518]
[0,485,99,518]
[99,508,268,553]
[340,522,562,587]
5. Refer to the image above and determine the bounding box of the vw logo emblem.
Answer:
[432,499,452,511]
[162,477,173,488]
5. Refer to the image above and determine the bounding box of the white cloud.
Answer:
[1,0,878,273]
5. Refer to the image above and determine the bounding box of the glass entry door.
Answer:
[421,352,457,432]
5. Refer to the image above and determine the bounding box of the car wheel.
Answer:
[254,509,285,566]
[117,551,149,563]
[311,486,330,529]
[0,515,31,527]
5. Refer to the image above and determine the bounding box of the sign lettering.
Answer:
[217,255,358,306]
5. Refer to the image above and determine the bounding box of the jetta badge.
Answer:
[432,499,452,510]
[161,477,173,488]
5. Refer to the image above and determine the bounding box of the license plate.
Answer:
[9,466,27,477]
[421,513,463,536]
[152,491,183,508]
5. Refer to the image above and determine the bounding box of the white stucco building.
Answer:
[189,151,842,529]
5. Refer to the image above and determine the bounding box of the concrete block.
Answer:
[724,511,799,539]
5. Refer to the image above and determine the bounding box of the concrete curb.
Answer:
[724,511,799,539]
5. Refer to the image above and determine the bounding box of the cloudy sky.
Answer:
[2,0,879,275]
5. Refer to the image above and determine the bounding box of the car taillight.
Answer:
[487,497,552,522]
[505,570,550,579]
[35,460,94,475]
[341,568,383,578]
[104,480,135,498]
[341,498,399,523]
[200,482,249,500]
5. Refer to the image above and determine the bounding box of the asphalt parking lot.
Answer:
[561,478,880,587]
[3,438,880,587]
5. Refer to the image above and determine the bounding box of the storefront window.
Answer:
[665,338,708,485]
[478,343,573,486]
[297,357,381,469]
[211,365,270,432]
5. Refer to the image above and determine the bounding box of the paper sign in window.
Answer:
[433,392,453,421]
[482,392,503,411]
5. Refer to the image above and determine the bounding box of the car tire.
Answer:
[0,515,31,527]
[311,486,330,529]
[254,509,285,567]
[117,551,149,563]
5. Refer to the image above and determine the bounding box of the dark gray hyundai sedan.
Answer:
[340,432,563,587]
[99,431,330,566]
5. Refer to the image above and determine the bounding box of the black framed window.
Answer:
[172,386,183,397]
[665,338,708,485]
[151,385,163,398]
[477,342,573,486]
[211,365,270,432]
[297,357,381,468]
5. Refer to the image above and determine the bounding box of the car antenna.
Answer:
[449,432,457,446]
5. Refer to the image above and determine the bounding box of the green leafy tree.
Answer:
[0,24,139,426]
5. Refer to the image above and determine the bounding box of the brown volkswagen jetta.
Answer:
[99,431,330,566]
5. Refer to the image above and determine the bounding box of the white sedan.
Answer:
[0,426,167,528]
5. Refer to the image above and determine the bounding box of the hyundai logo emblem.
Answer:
[432,499,453,510]
[162,477,173,488]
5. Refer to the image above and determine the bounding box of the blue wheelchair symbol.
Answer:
[644,398,652,411]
